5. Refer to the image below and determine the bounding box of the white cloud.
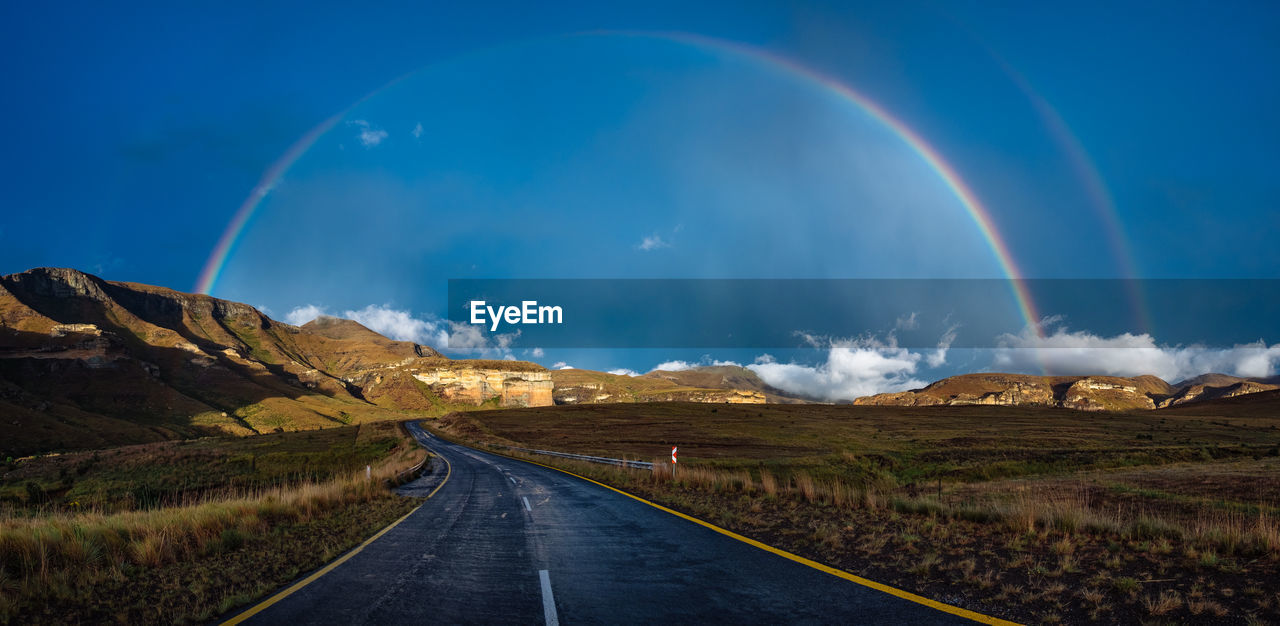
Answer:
[895,312,919,331]
[348,120,388,148]
[647,356,742,373]
[552,362,574,370]
[926,326,958,368]
[651,360,695,372]
[285,304,328,326]
[360,129,388,147]
[607,368,639,377]
[746,336,927,402]
[283,303,520,357]
[344,304,450,346]
[527,347,545,358]
[411,122,424,139]
[638,234,670,251]
[994,321,1280,382]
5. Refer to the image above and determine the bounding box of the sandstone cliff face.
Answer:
[1061,377,1156,411]
[950,380,1055,407]
[848,391,945,407]
[413,368,553,407]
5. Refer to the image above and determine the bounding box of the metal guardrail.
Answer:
[393,452,431,484]
[496,445,654,470]
[391,423,435,485]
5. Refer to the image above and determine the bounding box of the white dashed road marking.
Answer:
[539,570,558,626]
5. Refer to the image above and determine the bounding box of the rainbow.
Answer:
[194,72,418,295]
[195,31,1043,333]
[194,112,341,295]
[980,50,1151,334]
[641,31,1042,330]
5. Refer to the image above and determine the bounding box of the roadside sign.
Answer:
[671,446,677,464]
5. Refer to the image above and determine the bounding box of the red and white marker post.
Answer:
[671,445,677,478]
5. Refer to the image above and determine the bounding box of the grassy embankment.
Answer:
[0,422,425,624]
[437,403,1280,624]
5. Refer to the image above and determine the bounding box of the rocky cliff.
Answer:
[1157,380,1279,408]
[413,367,553,408]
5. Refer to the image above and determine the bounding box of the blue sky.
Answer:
[2,1,1278,397]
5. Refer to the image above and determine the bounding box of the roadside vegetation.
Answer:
[0,422,425,624]
[438,403,1280,624]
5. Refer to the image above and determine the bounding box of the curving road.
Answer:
[229,422,978,625]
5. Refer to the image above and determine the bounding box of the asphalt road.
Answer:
[234,422,976,625]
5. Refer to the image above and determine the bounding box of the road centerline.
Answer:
[538,569,558,626]
[522,496,532,511]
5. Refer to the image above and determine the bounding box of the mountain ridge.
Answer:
[853,372,1277,411]
[0,267,549,457]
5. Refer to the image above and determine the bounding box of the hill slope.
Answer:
[0,267,546,457]
[641,365,811,403]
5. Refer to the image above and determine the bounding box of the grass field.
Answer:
[436,402,1280,624]
[1,424,410,515]
[0,422,425,624]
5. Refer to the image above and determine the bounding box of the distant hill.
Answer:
[301,316,441,360]
[1174,373,1251,388]
[551,368,766,404]
[0,267,547,457]
[640,365,811,403]
[854,372,1276,412]
[1156,388,1280,417]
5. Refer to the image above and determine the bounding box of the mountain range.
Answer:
[853,372,1278,411]
[3,267,1276,458]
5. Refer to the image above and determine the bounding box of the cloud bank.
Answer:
[994,321,1280,382]
[745,337,928,401]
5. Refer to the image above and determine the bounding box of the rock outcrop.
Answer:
[1157,380,1279,408]
[413,368,553,407]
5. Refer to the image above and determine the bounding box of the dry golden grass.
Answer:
[1143,590,1183,616]
[642,458,1280,561]
[0,434,424,623]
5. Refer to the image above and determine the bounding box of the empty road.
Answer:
[229,421,986,625]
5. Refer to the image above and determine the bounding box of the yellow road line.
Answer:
[495,449,1018,626]
[221,452,452,625]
